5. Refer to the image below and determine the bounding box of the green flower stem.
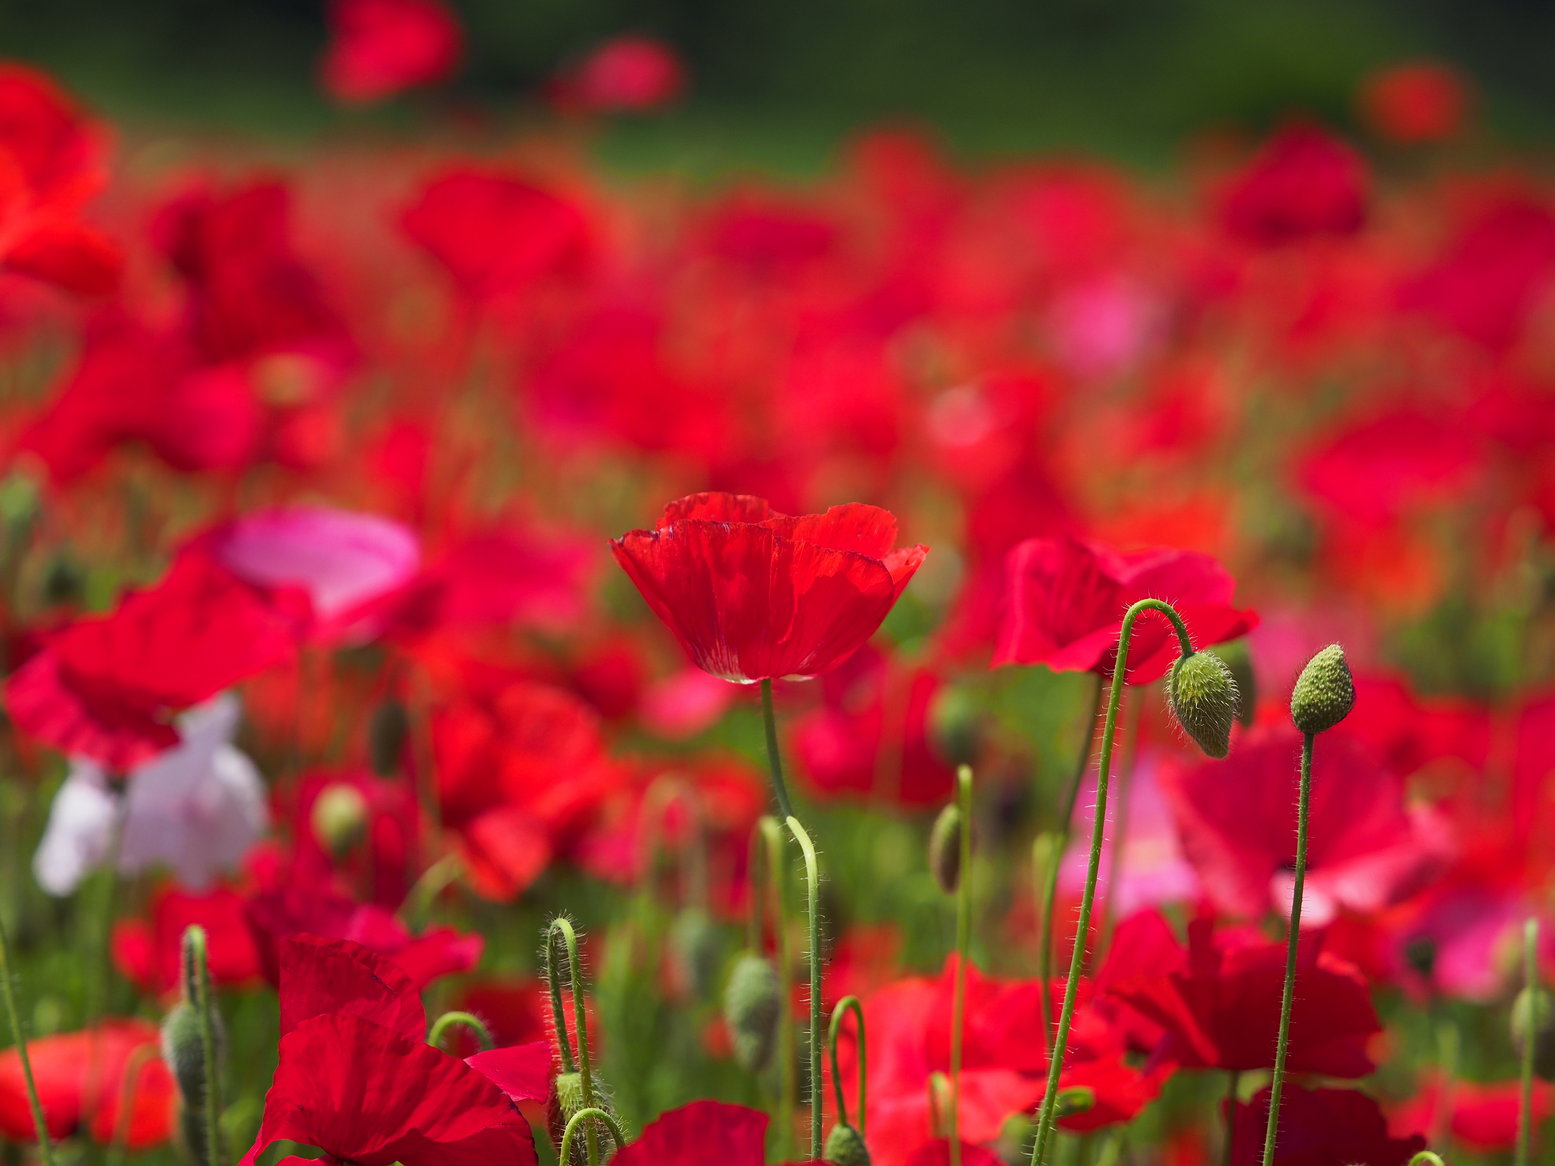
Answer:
[1029,599,1194,1166]
[559,1107,627,1164]
[828,996,866,1137]
[1260,732,1315,1166]
[752,816,797,1149]
[183,927,224,1166]
[1221,1071,1240,1166]
[547,918,601,1166]
[949,764,974,1166]
[1409,1154,1447,1166]
[786,815,824,1161]
[1038,675,1104,1048]
[760,680,797,821]
[1519,917,1540,1166]
[427,1010,495,1052]
[1431,1009,1459,1160]
[0,911,54,1166]
[1098,689,1145,957]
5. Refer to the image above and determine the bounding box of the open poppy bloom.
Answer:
[0,1020,174,1148]
[611,493,927,683]
[319,0,462,105]
[1228,1085,1424,1165]
[241,935,546,1166]
[993,534,1255,684]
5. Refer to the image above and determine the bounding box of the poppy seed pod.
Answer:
[1290,644,1355,735]
[824,1122,872,1165]
[723,952,784,1075]
[1512,985,1555,1081]
[1168,651,1240,759]
[928,802,963,894]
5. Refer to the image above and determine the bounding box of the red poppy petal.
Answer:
[659,492,774,526]
[613,1099,768,1166]
[277,934,426,1041]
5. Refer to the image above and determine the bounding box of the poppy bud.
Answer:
[928,685,982,768]
[368,698,410,777]
[1512,986,1555,1081]
[1290,644,1355,735]
[1168,650,1240,759]
[160,1004,207,1103]
[1056,1085,1095,1119]
[1218,640,1257,728]
[667,908,723,1001]
[724,952,783,1075]
[310,783,369,859]
[41,554,85,607]
[928,802,964,894]
[549,1071,621,1165]
[824,1122,872,1165]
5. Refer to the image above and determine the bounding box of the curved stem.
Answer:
[828,996,866,1135]
[183,927,224,1166]
[760,679,796,821]
[1260,732,1314,1166]
[1519,917,1540,1166]
[1029,598,1191,1166]
[786,816,824,1161]
[949,764,974,1166]
[1039,675,1104,1048]
[547,917,600,1166]
[559,1107,627,1165]
[1409,1154,1447,1166]
[428,1010,494,1052]
[0,912,55,1166]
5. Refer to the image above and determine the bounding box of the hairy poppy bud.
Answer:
[724,952,783,1075]
[160,1004,207,1102]
[549,1071,621,1165]
[824,1122,872,1165]
[1168,651,1239,759]
[310,783,369,859]
[928,802,964,894]
[368,698,410,777]
[1290,644,1355,735]
[1512,986,1555,1081]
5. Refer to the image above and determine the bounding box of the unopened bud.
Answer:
[928,803,963,895]
[548,1071,621,1165]
[1513,986,1555,1081]
[1168,651,1239,759]
[1056,1085,1096,1120]
[824,1123,872,1165]
[368,699,410,777]
[1290,644,1355,735]
[160,1004,207,1102]
[724,952,783,1075]
[311,784,369,859]
[668,908,723,1001]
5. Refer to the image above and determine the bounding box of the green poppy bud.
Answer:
[548,1071,621,1165]
[1512,985,1555,1081]
[1168,651,1240,759]
[1290,644,1355,735]
[824,1122,872,1165]
[724,952,783,1075]
[310,783,369,859]
[668,908,723,1001]
[928,803,964,895]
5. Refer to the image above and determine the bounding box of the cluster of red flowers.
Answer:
[0,32,1547,1166]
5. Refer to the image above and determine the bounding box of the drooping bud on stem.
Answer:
[724,952,784,1075]
[1290,644,1355,735]
[1168,650,1240,759]
[545,916,615,1165]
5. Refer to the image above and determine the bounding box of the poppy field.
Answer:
[1,6,1554,1166]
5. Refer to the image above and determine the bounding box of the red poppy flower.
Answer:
[993,534,1255,684]
[1160,726,1449,925]
[1228,1085,1424,1165]
[555,36,686,113]
[4,553,298,769]
[1100,912,1381,1077]
[320,0,462,105]
[0,1020,174,1148]
[1391,1073,1555,1153]
[611,493,927,684]
[1218,125,1369,245]
[112,885,264,997]
[611,1099,819,1166]
[241,935,545,1166]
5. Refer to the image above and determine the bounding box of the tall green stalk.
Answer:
[1028,599,1194,1166]
[0,911,55,1166]
[1259,733,1314,1166]
[548,917,603,1166]
[1519,918,1540,1166]
[948,764,973,1166]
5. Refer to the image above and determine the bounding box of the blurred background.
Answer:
[10,0,1555,172]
